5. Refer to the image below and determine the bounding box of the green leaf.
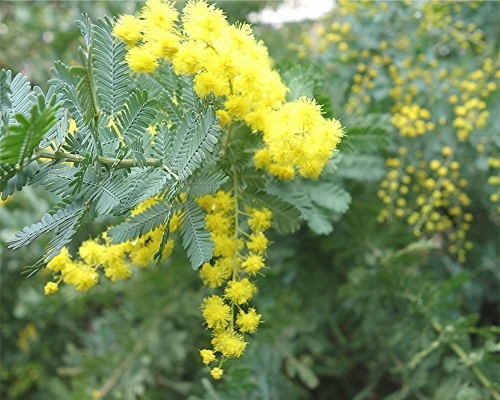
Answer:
[127,168,172,209]
[98,120,121,156]
[71,168,134,216]
[237,167,266,191]
[8,202,85,249]
[0,163,18,194]
[285,355,319,390]
[171,106,221,180]
[266,180,348,235]
[108,201,171,244]
[0,69,12,114]
[243,191,301,234]
[43,162,77,197]
[339,113,391,154]
[153,207,173,266]
[336,154,386,181]
[50,61,94,152]
[186,171,228,196]
[35,201,88,274]
[180,199,214,270]
[136,62,181,126]
[75,58,98,125]
[93,16,130,117]
[180,75,197,112]
[75,13,94,50]
[0,160,40,199]
[306,208,334,235]
[0,98,59,165]
[307,182,352,214]
[116,89,157,147]
[283,66,315,101]
[74,15,99,126]
[8,72,36,121]
[93,175,133,216]
[151,123,173,162]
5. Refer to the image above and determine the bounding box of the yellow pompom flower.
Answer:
[247,208,273,232]
[62,262,99,291]
[46,247,72,273]
[171,40,208,75]
[211,330,247,358]
[182,0,228,40]
[103,257,132,282]
[242,254,265,275]
[268,163,295,180]
[236,308,261,333]
[141,0,178,32]
[199,349,216,365]
[201,295,231,329]
[78,240,105,266]
[210,367,224,380]
[126,45,159,73]
[199,262,227,288]
[194,71,230,97]
[113,15,144,47]
[224,95,250,119]
[215,110,230,127]
[205,213,232,235]
[253,148,272,170]
[44,282,59,295]
[224,278,256,304]
[246,233,268,254]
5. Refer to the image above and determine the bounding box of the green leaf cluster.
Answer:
[1,16,227,272]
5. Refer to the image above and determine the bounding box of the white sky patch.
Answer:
[248,0,335,25]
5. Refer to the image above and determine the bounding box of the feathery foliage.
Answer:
[108,201,171,244]
[180,198,214,270]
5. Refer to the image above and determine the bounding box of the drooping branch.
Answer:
[35,148,179,179]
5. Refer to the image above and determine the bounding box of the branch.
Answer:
[35,148,178,179]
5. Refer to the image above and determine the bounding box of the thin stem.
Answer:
[230,162,240,332]
[35,148,179,180]
[94,301,179,399]
[224,122,234,150]
[432,320,500,400]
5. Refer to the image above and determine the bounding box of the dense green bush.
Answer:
[1,1,498,399]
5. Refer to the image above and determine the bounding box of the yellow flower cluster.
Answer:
[43,199,178,295]
[446,61,497,141]
[378,147,473,262]
[254,97,343,179]
[294,0,499,262]
[113,0,343,180]
[487,157,500,213]
[390,104,434,138]
[17,323,38,352]
[417,1,485,52]
[196,190,271,379]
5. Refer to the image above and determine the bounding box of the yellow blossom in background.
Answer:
[17,323,38,352]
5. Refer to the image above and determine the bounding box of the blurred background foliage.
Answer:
[1,1,499,399]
